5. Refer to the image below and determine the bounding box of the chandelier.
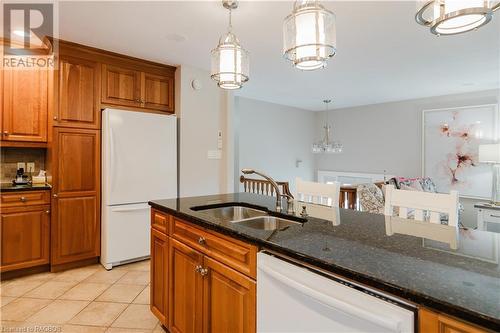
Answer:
[415,0,499,35]
[312,100,343,154]
[283,0,337,71]
[211,0,249,90]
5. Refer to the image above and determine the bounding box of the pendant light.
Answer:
[416,0,499,35]
[211,0,249,90]
[283,0,337,71]
[312,100,343,154]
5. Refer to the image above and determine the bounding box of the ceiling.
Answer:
[56,1,500,110]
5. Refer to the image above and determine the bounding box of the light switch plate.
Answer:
[17,162,26,170]
[217,130,223,149]
[27,162,35,173]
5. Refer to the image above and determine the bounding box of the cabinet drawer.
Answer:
[1,191,51,208]
[171,218,257,278]
[152,210,169,234]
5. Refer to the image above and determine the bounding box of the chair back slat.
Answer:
[240,175,294,199]
[296,178,340,208]
[384,185,459,226]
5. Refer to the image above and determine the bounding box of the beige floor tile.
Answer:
[0,321,25,329]
[96,284,145,303]
[111,304,158,330]
[106,328,152,333]
[1,296,17,307]
[116,260,150,272]
[17,272,56,283]
[0,280,45,297]
[24,281,76,299]
[84,270,127,284]
[116,271,150,286]
[62,324,107,333]
[132,286,149,304]
[27,300,89,324]
[59,283,111,301]
[69,301,127,327]
[53,266,101,283]
[153,323,168,333]
[0,297,52,321]
[1,321,62,331]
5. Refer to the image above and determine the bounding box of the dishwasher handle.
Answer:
[259,260,402,333]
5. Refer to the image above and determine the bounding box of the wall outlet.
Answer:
[27,162,35,173]
[17,162,26,170]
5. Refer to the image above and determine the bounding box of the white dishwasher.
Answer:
[257,252,416,333]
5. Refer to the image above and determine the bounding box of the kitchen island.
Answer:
[149,192,500,332]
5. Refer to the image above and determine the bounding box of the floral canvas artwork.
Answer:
[423,105,498,199]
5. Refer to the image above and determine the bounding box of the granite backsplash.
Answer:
[0,147,46,183]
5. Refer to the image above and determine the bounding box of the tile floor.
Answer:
[0,259,165,333]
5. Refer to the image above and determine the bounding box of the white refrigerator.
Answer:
[101,108,177,270]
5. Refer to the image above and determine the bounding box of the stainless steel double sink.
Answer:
[191,205,304,231]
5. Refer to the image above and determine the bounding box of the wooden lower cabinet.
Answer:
[203,256,256,333]
[151,228,169,325]
[151,211,257,333]
[419,309,488,333]
[0,205,50,272]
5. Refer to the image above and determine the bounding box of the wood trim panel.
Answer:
[171,218,257,279]
[1,191,51,208]
[419,308,489,333]
[0,141,48,148]
[152,209,169,235]
[151,228,169,325]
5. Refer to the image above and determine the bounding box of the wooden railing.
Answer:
[240,176,294,198]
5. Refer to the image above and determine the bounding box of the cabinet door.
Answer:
[51,127,100,265]
[170,239,204,333]
[101,64,142,108]
[151,228,169,325]
[419,309,487,333]
[142,72,174,113]
[203,256,256,333]
[2,68,48,142]
[56,56,100,129]
[1,206,50,272]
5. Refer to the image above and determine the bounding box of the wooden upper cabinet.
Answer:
[56,56,100,129]
[101,64,142,108]
[1,205,50,272]
[101,64,175,113]
[1,68,48,142]
[203,256,256,333]
[51,127,100,265]
[142,72,174,112]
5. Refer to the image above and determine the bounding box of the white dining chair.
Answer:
[295,178,340,208]
[383,185,459,227]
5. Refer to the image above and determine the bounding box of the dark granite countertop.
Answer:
[0,183,52,192]
[149,193,500,330]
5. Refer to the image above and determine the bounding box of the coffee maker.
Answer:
[13,167,30,185]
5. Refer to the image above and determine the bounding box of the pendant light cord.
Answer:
[228,8,233,32]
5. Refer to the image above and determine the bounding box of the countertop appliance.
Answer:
[257,251,416,333]
[101,108,177,270]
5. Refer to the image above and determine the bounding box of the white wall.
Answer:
[235,97,316,193]
[177,65,233,197]
[315,89,499,227]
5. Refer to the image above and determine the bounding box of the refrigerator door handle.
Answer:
[110,205,150,212]
[258,260,402,333]
[110,127,117,194]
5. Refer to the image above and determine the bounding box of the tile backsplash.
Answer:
[1,148,46,183]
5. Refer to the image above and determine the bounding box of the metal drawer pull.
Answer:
[198,236,206,245]
[20,197,27,202]
[490,214,500,218]
[3,131,8,136]
[45,210,50,214]
[53,194,58,198]
[195,265,208,276]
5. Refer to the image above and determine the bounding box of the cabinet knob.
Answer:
[45,210,50,214]
[20,196,27,202]
[3,131,8,136]
[53,194,58,198]
[198,236,206,245]
[195,265,208,276]
[53,116,58,120]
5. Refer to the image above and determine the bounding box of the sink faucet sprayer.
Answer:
[241,169,294,214]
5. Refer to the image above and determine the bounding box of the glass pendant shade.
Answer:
[283,0,336,70]
[312,100,343,154]
[211,32,249,90]
[416,0,500,35]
